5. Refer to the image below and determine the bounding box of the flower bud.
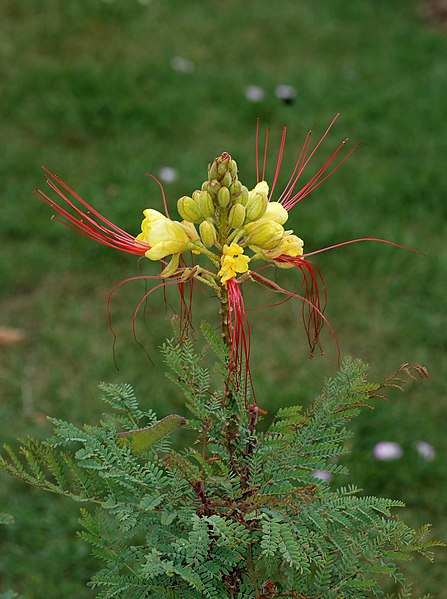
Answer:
[235,186,249,206]
[208,161,219,181]
[249,180,269,200]
[198,190,215,219]
[228,203,246,229]
[229,159,238,179]
[177,195,202,223]
[263,201,289,225]
[201,181,215,197]
[220,171,232,188]
[217,186,230,208]
[244,192,268,223]
[217,154,231,177]
[180,220,199,242]
[208,179,221,195]
[246,220,284,249]
[266,233,304,259]
[199,220,217,248]
[229,180,242,195]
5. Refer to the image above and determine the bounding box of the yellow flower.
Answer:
[264,233,304,260]
[245,219,285,250]
[262,201,289,225]
[248,180,269,202]
[218,242,250,284]
[136,209,190,260]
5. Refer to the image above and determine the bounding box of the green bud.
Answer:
[217,155,231,177]
[208,161,219,181]
[198,190,215,219]
[229,180,242,195]
[217,187,230,208]
[246,220,284,249]
[228,203,246,229]
[229,159,238,179]
[245,192,268,223]
[235,186,249,206]
[177,196,202,223]
[220,171,232,188]
[209,179,221,195]
[201,181,216,198]
[180,220,199,242]
[199,220,217,248]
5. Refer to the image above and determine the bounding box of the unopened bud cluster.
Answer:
[177,153,274,251]
[137,152,304,284]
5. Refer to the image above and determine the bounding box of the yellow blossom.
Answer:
[264,233,304,260]
[136,209,190,260]
[245,219,285,249]
[263,201,289,225]
[218,242,250,284]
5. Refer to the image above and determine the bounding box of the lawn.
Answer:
[0,0,446,596]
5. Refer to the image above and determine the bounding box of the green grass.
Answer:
[1,0,446,596]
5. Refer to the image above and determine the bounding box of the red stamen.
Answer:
[35,169,148,256]
[226,279,254,406]
[146,173,171,218]
[268,126,287,201]
[303,237,421,258]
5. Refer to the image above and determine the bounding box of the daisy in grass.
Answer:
[35,115,412,404]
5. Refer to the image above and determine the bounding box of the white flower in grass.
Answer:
[170,56,195,74]
[415,441,435,461]
[373,441,403,461]
[158,167,178,184]
[275,84,296,105]
[244,85,264,103]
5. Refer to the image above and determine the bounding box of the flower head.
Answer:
[136,209,191,260]
[218,243,250,284]
[36,116,414,405]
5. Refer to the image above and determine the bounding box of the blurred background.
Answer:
[0,0,446,596]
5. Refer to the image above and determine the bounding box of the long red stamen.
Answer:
[276,131,312,204]
[146,173,171,218]
[35,169,148,256]
[107,272,194,362]
[282,140,359,210]
[250,259,334,359]
[257,114,359,212]
[268,127,287,201]
[303,237,421,258]
[226,279,253,406]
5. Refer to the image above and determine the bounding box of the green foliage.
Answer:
[0,335,441,598]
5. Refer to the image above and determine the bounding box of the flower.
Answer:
[373,441,403,461]
[218,243,250,284]
[136,209,191,260]
[415,441,435,461]
[36,116,415,404]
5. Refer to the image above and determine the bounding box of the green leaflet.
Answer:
[116,414,187,453]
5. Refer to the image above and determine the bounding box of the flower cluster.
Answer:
[131,152,307,289]
[35,116,410,402]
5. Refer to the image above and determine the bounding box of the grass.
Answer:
[0,0,446,596]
